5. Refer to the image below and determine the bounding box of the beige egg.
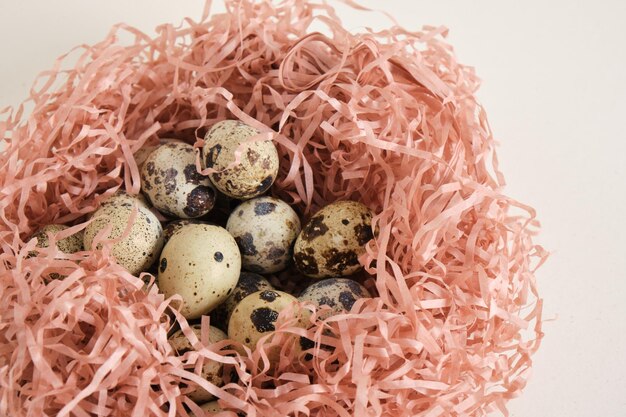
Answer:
[228,290,306,355]
[84,193,164,275]
[31,224,83,254]
[293,201,374,279]
[202,120,279,199]
[211,272,274,331]
[226,197,300,274]
[141,142,216,219]
[158,224,241,319]
[169,324,227,403]
[298,278,370,320]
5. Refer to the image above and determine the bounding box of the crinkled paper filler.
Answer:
[0,0,547,416]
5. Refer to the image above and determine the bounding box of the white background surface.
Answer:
[1,1,625,416]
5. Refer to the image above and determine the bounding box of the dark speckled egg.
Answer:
[211,272,274,331]
[227,290,306,353]
[141,142,216,219]
[226,197,301,274]
[293,200,374,279]
[298,278,371,320]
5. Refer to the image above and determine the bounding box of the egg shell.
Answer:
[162,219,210,243]
[298,278,370,320]
[228,290,306,356]
[202,120,279,199]
[293,200,374,279]
[83,194,164,275]
[141,142,216,219]
[31,224,83,254]
[158,224,241,319]
[210,272,274,332]
[168,324,227,403]
[226,197,301,274]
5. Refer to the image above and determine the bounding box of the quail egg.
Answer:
[83,193,163,275]
[202,120,279,199]
[158,224,241,319]
[293,200,374,279]
[299,278,371,320]
[228,290,306,354]
[31,224,83,254]
[141,142,216,218]
[226,197,300,274]
[169,324,227,402]
[211,272,274,331]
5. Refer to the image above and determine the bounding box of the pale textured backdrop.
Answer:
[1,1,625,416]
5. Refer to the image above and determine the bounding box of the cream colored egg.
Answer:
[202,120,279,199]
[84,193,164,275]
[31,224,83,254]
[299,278,370,320]
[211,272,274,331]
[226,197,300,274]
[293,201,374,279]
[141,142,216,219]
[158,224,241,319]
[228,290,306,354]
[169,324,227,403]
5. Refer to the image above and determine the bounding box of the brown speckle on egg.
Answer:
[250,307,279,332]
[235,233,257,256]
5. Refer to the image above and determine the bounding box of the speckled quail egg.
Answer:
[31,224,83,254]
[202,120,279,199]
[226,197,300,274]
[158,224,241,319]
[228,290,306,354]
[211,272,274,331]
[293,200,374,279]
[83,193,163,275]
[141,142,216,219]
[299,278,371,320]
[162,219,210,243]
[169,324,227,403]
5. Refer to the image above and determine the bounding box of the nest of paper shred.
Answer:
[0,0,547,416]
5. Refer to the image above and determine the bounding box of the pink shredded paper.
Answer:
[0,1,547,416]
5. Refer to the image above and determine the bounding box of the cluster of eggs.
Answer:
[29,120,375,412]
